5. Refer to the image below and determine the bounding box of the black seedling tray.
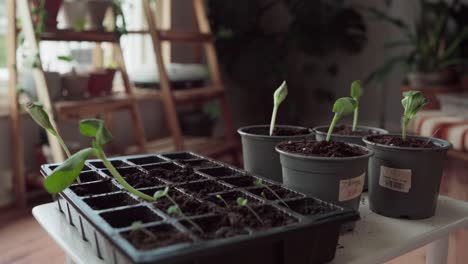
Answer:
[40,152,359,264]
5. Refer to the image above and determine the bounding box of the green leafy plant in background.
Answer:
[269,81,288,136]
[236,197,264,225]
[366,0,468,83]
[112,0,127,35]
[153,187,203,232]
[401,91,428,140]
[350,80,363,131]
[25,102,155,201]
[326,97,357,141]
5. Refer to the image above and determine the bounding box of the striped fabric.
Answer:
[408,110,468,151]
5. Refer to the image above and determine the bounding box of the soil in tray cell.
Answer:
[89,160,128,169]
[142,162,181,172]
[221,176,265,188]
[178,181,229,197]
[152,190,216,217]
[127,155,165,165]
[206,191,261,207]
[181,215,250,240]
[48,164,91,171]
[162,152,199,160]
[121,224,192,251]
[122,170,165,189]
[84,192,138,210]
[70,180,118,196]
[148,167,205,183]
[100,206,161,228]
[176,159,218,169]
[228,204,297,230]
[284,198,336,216]
[79,171,103,183]
[248,186,303,201]
[198,167,240,178]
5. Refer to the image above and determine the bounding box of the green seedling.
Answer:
[25,104,155,201]
[350,80,364,131]
[269,81,288,136]
[153,187,203,233]
[236,197,264,225]
[401,91,428,140]
[215,194,229,208]
[254,179,290,209]
[326,97,357,141]
[130,221,157,240]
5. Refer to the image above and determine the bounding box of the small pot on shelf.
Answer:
[276,140,373,211]
[61,0,87,31]
[237,125,314,183]
[85,0,112,31]
[62,71,89,100]
[87,69,116,97]
[363,134,451,219]
[314,124,388,190]
[31,0,64,30]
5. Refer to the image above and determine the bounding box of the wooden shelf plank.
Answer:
[158,30,212,42]
[135,86,224,103]
[54,93,135,119]
[40,30,119,42]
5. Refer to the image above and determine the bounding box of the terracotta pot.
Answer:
[32,0,64,30]
[402,71,461,110]
[87,69,116,96]
[85,0,112,31]
[62,72,89,100]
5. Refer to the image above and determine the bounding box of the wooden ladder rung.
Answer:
[158,30,213,42]
[40,30,119,42]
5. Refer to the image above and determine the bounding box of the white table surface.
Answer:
[33,195,468,264]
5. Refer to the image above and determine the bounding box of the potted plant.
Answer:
[367,0,468,109]
[26,102,358,264]
[276,97,373,211]
[238,81,314,183]
[363,91,451,219]
[61,0,87,31]
[31,0,64,31]
[313,80,388,190]
[87,63,117,97]
[58,55,89,100]
[85,0,112,31]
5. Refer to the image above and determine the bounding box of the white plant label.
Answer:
[379,166,411,193]
[339,173,365,202]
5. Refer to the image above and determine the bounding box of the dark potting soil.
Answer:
[221,176,261,188]
[332,125,380,136]
[178,181,228,197]
[249,186,302,200]
[285,198,335,216]
[85,193,138,210]
[122,224,192,251]
[277,140,367,157]
[148,167,204,183]
[182,216,250,239]
[176,159,217,169]
[243,126,311,136]
[123,170,164,188]
[152,191,217,217]
[369,135,436,148]
[226,204,297,230]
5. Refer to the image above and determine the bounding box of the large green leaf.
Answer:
[25,102,57,136]
[350,80,363,100]
[402,91,428,119]
[273,81,288,106]
[332,97,357,115]
[44,148,96,194]
[79,119,113,146]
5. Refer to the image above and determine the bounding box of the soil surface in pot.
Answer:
[148,167,204,183]
[122,225,192,251]
[331,125,381,136]
[243,126,311,136]
[277,140,367,157]
[368,135,436,148]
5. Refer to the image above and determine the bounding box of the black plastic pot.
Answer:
[41,152,358,264]
[238,125,314,183]
[314,125,388,190]
[276,142,373,211]
[363,135,451,219]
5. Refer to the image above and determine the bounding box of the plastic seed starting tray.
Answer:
[41,152,359,264]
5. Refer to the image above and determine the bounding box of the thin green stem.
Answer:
[245,205,264,225]
[352,105,359,132]
[402,117,409,141]
[166,194,203,233]
[216,195,229,208]
[96,147,155,201]
[57,135,71,158]
[326,113,340,142]
[269,104,279,136]
[263,185,290,209]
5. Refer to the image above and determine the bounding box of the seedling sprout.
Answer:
[215,194,229,208]
[350,80,363,131]
[401,91,428,140]
[326,97,357,141]
[153,187,203,233]
[130,221,157,240]
[254,179,290,209]
[269,81,288,136]
[236,197,264,225]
